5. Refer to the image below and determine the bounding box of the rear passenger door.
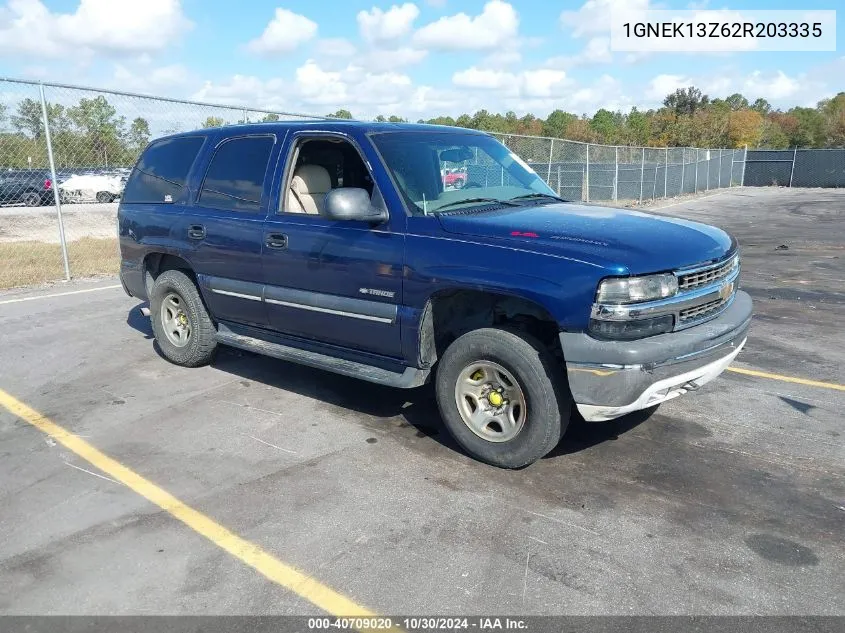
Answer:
[183,133,279,327]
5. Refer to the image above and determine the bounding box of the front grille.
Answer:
[679,296,729,323]
[678,256,737,291]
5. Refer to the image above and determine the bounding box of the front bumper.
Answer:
[560,290,752,422]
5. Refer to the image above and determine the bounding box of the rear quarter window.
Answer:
[198,135,275,213]
[123,136,205,204]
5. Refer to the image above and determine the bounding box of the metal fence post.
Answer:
[694,149,699,192]
[39,83,71,282]
[664,147,668,198]
[585,143,590,202]
[788,147,797,187]
[680,149,686,195]
[741,145,747,187]
[718,149,723,189]
[546,138,554,185]
[639,147,645,203]
[706,151,710,191]
[613,146,619,202]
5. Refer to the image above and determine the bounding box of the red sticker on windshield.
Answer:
[511,231,539,238]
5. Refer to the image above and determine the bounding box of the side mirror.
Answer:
[323,188,388,224]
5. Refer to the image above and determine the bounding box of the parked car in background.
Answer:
[0,169,56,207]
[443,167,467,189]
[59,173,124,203]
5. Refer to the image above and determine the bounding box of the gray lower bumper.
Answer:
[560,291,752,421]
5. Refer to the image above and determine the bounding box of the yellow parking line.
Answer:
[0,388,379,620]
[727,367,845,392]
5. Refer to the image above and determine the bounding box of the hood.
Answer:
[436,202,734,275]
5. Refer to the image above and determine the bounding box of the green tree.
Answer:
[787,107,825,147]
[128,117,151,154]
[590,108,619,143]
[11,98,70,138]
[663,86,709,116]
[623,107,652,145]
[328,109,353,119]
[202,116,226,128]
[387,115,406,123]
[67,96,127,166]
[542,109,576,138]
[751,98,772,115]
[261,113,280,122]
[455,114,472,128]
[819,92,845,147]
[724,93,749,111]
[374,115,387,122]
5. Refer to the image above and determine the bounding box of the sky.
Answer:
[0,0,842,120]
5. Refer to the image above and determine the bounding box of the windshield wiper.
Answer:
[508,193,569,203]
[434,197,521,212]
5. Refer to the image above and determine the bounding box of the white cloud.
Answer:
[113,63,192,93]
[315,38,357,58]
[646,74,689,101]
[452,65,568,101]
[360,47,428,72]
[357,3,420,44]
[452,67,516,91]
[546,36,612,68]
[522,69,568,97]
[194,61,423,117]
[0,0,192,58]
[645,70,804,106]
[560,0,651,37]
[246,8,317,56]
[413,0,519,51]
[742,71,801,100]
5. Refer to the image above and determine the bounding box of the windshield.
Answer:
[370,131,557,216]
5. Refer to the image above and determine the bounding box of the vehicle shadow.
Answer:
[126,304,657,462]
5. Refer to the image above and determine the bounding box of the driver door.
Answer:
[261,130,405,360]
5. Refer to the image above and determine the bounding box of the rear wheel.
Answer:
[435,327,570,468]
[22,192,41,207]
[150,269,217,367]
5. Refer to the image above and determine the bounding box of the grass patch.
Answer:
[0,237,119,289]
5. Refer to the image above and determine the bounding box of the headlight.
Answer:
[596,273,678,305]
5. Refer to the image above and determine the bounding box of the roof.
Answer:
[164,120,488,140]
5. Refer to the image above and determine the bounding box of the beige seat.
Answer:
[287,164,331,214]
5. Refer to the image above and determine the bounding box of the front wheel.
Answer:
[435,328,570,468]
[150,269,217,367]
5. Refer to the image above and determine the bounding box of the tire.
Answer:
[96,191,113,203]
[435,327,570,468]
[453,179,465,189]
[22,192,41,207]
[150,269,217,367]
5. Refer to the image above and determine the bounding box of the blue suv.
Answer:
[118,121,752,468]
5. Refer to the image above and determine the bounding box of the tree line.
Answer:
[3,86,843,172]
[348,87,845,150]
[0,96,152,169]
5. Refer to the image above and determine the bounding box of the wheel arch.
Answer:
[417,287,564,369]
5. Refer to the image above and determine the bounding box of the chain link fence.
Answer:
[744,149,845,188]
[1,77,746,290]
[494,134,746,204]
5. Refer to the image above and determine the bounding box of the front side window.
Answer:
[123,136,204,204]
[199,135,275,212]
[370,131,556,216]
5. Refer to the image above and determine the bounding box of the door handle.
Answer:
[187,224,206,240]
[265,233,288,249]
